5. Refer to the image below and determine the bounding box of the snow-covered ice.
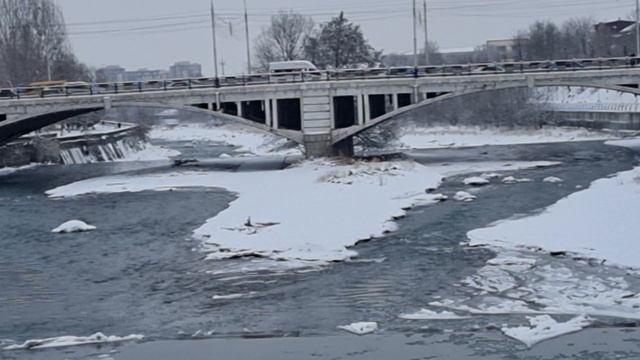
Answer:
[211,293,255,300]
[606,138,640,151]
[47,160,442,263]
[501,315,592,348]
[3,333,143,351]
[51,220,96,234]
[396,125,615,150]
[543,176,564,183]
[453,191,477,202]
[0,164,39,177]
[468,166,640,268]
[399,309,470,320]
[337,322,378,335]
[149,124,302,157]
[463,176,490,186]
[45,158,566,269]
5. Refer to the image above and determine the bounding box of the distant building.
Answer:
[169,61,202,79]
[438,47,476,64]
[485,39,519,62]
[124,68,169,82]
[95,61,202,83]
[594,20,636,56]
[95,65,126,83]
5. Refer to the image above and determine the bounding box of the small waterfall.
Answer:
[59,138,148,165]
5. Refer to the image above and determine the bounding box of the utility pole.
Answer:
[423,0,429,65]
[243,0,252,74]
[412,0,418,68]
[636,0,639,56]
[210,0,219,79]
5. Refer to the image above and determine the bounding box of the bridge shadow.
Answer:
[339,84,640,153]
[0,102,304,147]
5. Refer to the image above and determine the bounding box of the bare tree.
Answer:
[0,0,89,86]
[254,10,314,70]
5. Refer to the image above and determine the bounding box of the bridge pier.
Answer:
[303,134,354,158]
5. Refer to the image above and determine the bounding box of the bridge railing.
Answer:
[2,56,640,101]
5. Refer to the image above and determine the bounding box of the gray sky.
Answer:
[57,0,636,75]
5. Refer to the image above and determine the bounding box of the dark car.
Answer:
[0,88,17,99]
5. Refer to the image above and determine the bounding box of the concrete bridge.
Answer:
[2,63,640,156]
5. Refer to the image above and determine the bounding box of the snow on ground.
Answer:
[149,123,303,157]
[3,333,143,351]
[501,315,593,348]
[538,86,640,105]
[51,220,96,234]
[337,322,378,335]
[606,138,640,150]
[399,309,470,320]
[45,159,555,266]
[396,125,615,150]
[468,166,640,268]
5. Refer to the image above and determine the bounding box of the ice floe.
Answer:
[51,220,96,234]
[399,309,470,320]
[501,315,593,348]
[3,333,143,351]
[337,322,378,335]
[211,293,255,300]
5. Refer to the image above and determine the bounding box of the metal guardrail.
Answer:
[1,56,640,101]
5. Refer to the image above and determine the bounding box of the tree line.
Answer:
[0,0,90,87]
[254,11,380,70]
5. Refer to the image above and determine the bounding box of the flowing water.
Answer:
[1,139,639,359]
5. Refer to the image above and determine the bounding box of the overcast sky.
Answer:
[57,0,636,75]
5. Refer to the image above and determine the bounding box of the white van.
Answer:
[268,60,321,82]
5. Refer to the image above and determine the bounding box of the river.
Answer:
[1,138,639,359]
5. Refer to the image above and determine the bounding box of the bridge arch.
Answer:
[331,82,640,145]
[0,101,304,146]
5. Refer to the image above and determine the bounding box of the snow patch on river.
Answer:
[0,164,39,176]
[468,166,640,268]
[3,333,143,351]
[45,159,555,267]
[501,315,593,348]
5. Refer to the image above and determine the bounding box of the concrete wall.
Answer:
[551,111,640,130]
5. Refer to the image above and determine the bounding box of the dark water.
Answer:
[1,140,639,359]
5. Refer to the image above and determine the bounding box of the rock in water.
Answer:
[337,322,378,335]
[454,191,477,202]
[52,220,96,234]
[463,176,490,186]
